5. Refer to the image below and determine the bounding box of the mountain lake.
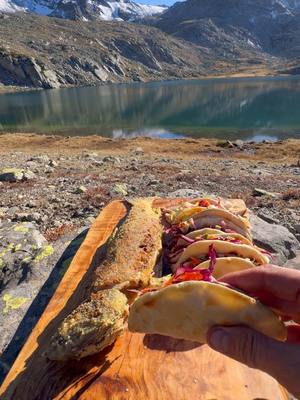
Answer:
[1,76,300,141]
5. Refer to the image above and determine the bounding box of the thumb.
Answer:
[207,326,300,398]
[207,326,277,370]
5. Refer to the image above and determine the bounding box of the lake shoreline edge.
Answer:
[1,70,299,95]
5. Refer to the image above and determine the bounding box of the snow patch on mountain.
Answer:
[0,0,23,12]
[0,0,168,20]
[93,1,167,21]
[281,0,300,9]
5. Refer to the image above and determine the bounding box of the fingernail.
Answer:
[208,328,230,353]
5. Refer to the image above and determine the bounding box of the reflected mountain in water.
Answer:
[112,128,185,139]
[1,77,300,140]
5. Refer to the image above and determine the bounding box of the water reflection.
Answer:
[0,77,300,140]
[112,128,185,139]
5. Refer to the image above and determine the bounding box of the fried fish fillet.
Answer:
[48,289,128,360]
[92,199,163,292]
[46,198,162,360]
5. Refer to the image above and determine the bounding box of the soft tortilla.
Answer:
[195,257,256,279]
[183,228,252,246]
[128,281,287,343]
[190,209,251,240]
[174,208,250,229]
[173,240,269,272]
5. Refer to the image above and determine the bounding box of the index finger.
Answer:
[220,265,300,320]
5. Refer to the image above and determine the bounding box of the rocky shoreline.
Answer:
[0,133,300,382]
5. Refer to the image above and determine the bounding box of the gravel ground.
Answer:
[0,135,299,240]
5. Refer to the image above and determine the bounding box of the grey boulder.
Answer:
[251,214,300,265]
[0,222,53,292]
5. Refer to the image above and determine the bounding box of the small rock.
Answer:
[32,212,44,223]
[0,206,9,213]
[29,155,50,164]
[26,201,37,208]
[234,139,244,149]
[23,170,36,180]
[45,167,54,174]
[252,188,279,198]
[84,152,98,159]
[52,220,61,227]
[93,160,104,166]
[0,168,24,182]
[149,179,160,185]
[83,205,95,212]
[217,140,235,148]
[7,207,19,216]
[26,161,38,169]
[49,160,58,167]
[113,183,128,196]
[75,185,87,194]
[133,147,144,154]
[13,212,42,223]
[295,225,300,234]
[103,156,121,164]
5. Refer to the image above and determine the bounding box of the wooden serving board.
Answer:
[0,199,288,400]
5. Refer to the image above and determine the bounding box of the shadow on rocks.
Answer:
[0,228,89,385]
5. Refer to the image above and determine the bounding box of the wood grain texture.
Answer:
[0,198,288,400]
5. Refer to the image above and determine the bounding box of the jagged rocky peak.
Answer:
[0,0,168,20]
[159,0,299,25]
[156,0,300,55]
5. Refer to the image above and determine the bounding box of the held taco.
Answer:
[128,280,287,343]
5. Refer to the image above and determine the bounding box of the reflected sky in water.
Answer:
[1,76,300,141]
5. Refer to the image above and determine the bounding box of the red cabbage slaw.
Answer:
[165,244,217,286]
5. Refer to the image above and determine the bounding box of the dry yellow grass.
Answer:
[0,133,299,164]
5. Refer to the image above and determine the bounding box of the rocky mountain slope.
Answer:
[0,0,300,89]
[156,0,300,59]
[0,12,213,88]
[0,0,167,21]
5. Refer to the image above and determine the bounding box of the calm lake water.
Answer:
[1,76,300,141]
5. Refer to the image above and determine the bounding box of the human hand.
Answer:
[206,265,300,399]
